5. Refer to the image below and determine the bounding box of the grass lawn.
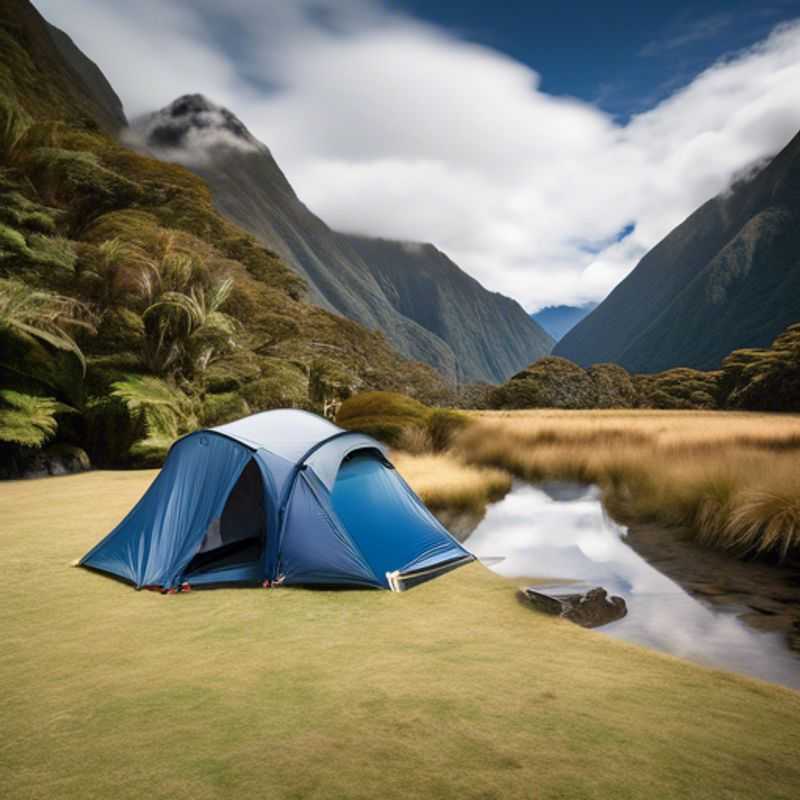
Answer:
[2,469,800,800]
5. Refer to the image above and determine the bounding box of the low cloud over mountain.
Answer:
[38,1,800,311]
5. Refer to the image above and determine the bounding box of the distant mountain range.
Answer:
[556,131,800,371]
[531,304,597,341]
[127,96,553,384]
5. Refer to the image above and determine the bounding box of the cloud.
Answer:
[639,13,735,57]
[36,1,800,311]
[122,95,261,167]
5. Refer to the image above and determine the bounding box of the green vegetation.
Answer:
[634,367,719,409]
[2,470,800,800]
[458,410,800,562]
[489,324,800,413]
[0,10,449,474]
[490,356,598,409]
[0,388,70,446]
[336,391,468,451]
[719,324,800,411]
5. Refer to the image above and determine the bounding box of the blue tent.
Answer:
[80,409,473,591]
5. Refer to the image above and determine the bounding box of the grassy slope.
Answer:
[3,470,800,800]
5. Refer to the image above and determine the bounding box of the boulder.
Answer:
[18,445,90,479]
[521,586,628,628]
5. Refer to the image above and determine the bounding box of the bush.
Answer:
[588,363,638,408]
[25,147,141,222]
[93,308,145,354]
[200,392,250,427]
[205,350,261,393]
[239,359,308,411]
[336,391,469,452]
[336,391,432,447]
[720,324,800,412]
[635,368,720,409]
[491,356,597,409]
[427,409,469,452]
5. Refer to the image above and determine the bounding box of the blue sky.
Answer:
[396,1,800,117]
[37,0,800,310]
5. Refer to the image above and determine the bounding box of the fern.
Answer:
[110,374,197,458]
[0,389,73,447]
[0,278,94,373]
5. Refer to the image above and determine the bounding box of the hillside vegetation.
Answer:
[490,323,800,412]
[0,2,448,475]
[127,95,552,385]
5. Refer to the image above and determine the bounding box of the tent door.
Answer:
[183,459,267,582]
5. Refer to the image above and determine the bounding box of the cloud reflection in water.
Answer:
[464,482,800,689]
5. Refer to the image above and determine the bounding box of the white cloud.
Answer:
[36,1,800,311]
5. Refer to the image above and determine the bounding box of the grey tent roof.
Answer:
[213,409,341,461]
[212,409,386,480]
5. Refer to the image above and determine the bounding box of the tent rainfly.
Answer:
[80,409,473,592]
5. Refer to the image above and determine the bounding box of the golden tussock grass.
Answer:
[457,409,800,560]
[390,450,512,512]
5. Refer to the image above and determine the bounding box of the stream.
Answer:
[460,482,800,690]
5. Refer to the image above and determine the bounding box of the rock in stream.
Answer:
[520,586,628,628]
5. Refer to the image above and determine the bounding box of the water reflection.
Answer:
[464,482,800,690]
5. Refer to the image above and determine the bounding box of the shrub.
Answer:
[427,408,470,452]
[588,363,638,408]
[200,392,250,427]
[720,324,800,412]
[25,147,140,222]
[491,356,597,409]
[205,350,261,393]
[336,391,432,446]
[635,368,720,409]
[239,359,308,411]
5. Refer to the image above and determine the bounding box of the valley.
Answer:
[2,0,800,798]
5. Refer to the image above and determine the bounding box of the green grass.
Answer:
[2,470,800,799]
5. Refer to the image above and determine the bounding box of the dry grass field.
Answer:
[2,469,800,800]
[390,451,511,512]
[455,409,800,560]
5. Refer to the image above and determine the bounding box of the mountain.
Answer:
[339,234,554,384]
[0,0,450,473]
[1,0,125,132]
[532,304,597,342]
[126,96,552,384]
[556,131,800,371]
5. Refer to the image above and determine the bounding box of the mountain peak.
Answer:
[124,94,260,163]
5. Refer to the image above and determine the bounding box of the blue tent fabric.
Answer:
[330,454,468,582]
[80,409,473,591]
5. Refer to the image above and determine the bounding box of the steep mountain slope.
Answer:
[127,96,552,383]
[340,234,553,383]
[556,131,800,371]
[0,0,449,472]
[532,304,596,341]
[0,0,125,132]
[43,22,126,132]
